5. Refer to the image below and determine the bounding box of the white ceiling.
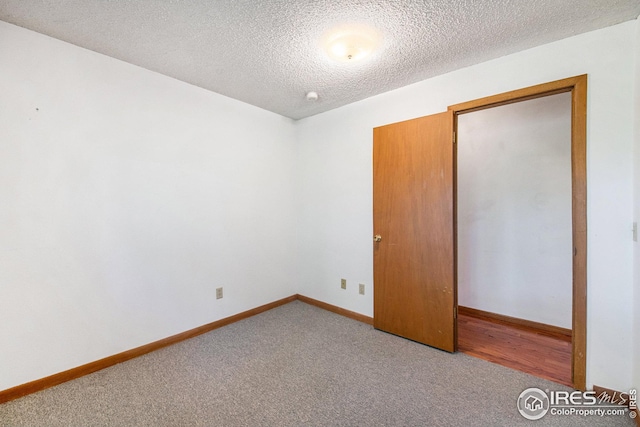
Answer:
[1,1,639,120]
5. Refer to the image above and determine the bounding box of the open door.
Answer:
[373,110,456,352]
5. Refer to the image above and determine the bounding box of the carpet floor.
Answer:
[0,301,634,426]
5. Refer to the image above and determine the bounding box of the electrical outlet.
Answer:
[341,278,347,290]
[216,287,223,299]
[359,284,365,295]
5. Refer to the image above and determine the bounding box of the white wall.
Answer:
[633,18,640,393]
[0,21,297,391]
[457,93,573,328]
[296,21,637,391]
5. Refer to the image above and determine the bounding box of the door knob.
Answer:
[374,235,382,242]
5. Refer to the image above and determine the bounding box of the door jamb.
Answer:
[447,74,588,390]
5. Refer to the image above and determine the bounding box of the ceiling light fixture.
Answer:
[306,91,319,101]
[324,26,380,63]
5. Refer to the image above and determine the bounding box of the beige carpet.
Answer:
[0,301,634,426]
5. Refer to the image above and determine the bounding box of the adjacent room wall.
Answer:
[457,93,573,328]
[0,21,298,391]
[296,21,637,391]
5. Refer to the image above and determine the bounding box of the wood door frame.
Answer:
[448,74,588,390]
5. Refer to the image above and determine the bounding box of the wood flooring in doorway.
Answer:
[457,313,572,387]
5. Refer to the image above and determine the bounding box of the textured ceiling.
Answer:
[1,1,639,120]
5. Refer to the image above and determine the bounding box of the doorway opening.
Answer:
[449,75,587,389]
[456,92,573,386]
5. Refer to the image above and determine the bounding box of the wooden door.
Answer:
[373,111,456,352]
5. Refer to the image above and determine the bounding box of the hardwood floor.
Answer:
[457,312,572,387]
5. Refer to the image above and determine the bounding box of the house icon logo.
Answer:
[525,395,544,411]
[518,388,550,420]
